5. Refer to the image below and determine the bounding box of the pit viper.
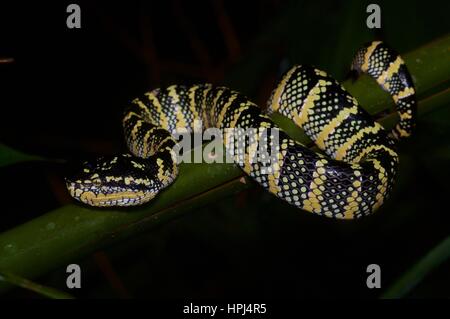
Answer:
[66,41,417,219]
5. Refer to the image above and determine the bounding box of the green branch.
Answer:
[0,35,449,294]
[0,271,74,299]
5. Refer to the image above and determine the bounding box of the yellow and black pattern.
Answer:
[351,41,417,139]
[66,41,416,219]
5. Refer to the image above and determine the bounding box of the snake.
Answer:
[66,41,417,219]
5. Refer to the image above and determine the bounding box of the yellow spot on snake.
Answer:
[399,112,413,120]
[145,91,169,129]
[377,56,403,86]
[315,105,358,150]
[270,66,299,112]
[80,190,154,206]
[335,124,384,161]
[268,172,281,194]
[123,111,140,123]
[362,41,381,72]
[371,159,388,210]
[353,180,361,188]
[132,98,153,122]
[188,86,201,120]
[216,94,238,128]
[296,81,328,126]
[106,176,123,182]
[393,87,415,103]
[302,160,328,214]
[354,145,398,163]
[167,85,180,103]
[394,125,411,138]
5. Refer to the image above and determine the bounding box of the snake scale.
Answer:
[66,41,417,219]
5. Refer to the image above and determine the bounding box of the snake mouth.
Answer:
[66,180,157,207]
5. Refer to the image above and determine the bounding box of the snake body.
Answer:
[66,41,417,219]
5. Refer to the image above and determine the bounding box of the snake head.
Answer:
[65,154,174,207]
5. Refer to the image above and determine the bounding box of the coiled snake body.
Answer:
[66,41,417,219]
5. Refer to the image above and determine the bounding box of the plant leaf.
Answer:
[0,271,74,299]
[0,143,45,168]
